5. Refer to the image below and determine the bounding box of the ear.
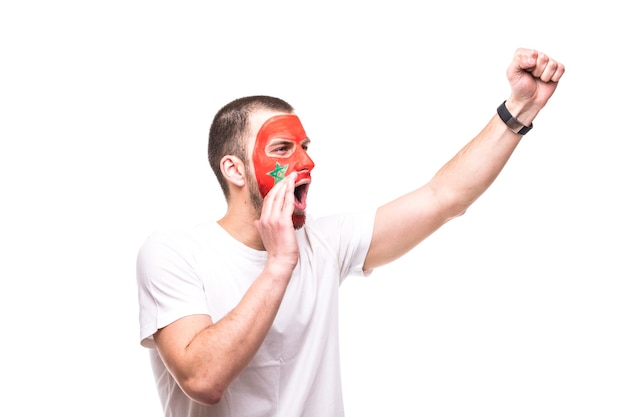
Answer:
[220,155,247,188]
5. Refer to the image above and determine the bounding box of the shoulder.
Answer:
[137,222,216,265]
[141,222,213,249]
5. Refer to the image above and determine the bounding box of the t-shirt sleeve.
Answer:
[136,231,210,348]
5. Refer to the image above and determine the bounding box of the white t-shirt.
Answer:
[136,211,375,417]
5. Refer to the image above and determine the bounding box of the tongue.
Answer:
[294,193,306,211]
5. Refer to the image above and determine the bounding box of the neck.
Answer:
[217,208,265,251]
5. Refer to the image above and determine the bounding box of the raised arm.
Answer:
[363,48,565,271]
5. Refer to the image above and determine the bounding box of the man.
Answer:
[137,47,565,417]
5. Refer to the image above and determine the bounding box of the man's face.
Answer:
[251,114,315,229]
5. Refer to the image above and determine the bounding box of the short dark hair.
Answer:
[208,95,294,200]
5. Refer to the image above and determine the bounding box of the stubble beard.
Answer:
[247,171,306,230]
[247,171,265,216]
[292,213,306,230]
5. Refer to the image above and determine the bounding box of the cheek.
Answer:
[253,156,282,198]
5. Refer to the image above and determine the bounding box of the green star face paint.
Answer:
[252,114,315,198]
[252,114,315,229]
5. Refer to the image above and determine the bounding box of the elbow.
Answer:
[427,183,470,221]
[442,190,474,220]
[198,390,225,406]
[438,199,468,222]
[449,205,467,219]
[181,377,227,406]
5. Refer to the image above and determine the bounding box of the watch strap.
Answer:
[497,100,533,135]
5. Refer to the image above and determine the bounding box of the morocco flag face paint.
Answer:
[252,114,315,228]
[252,114,315,197]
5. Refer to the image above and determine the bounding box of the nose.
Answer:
[292,147,315,173]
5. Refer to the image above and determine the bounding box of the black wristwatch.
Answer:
[497,100,533,135]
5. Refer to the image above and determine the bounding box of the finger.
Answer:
[516,49,565,83]
[282,172,296,213]
[530,52,549,78]
[515,48,539,72]
[262,171,295,219]
[540,58,565,83]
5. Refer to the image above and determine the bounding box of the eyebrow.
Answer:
[267,137,311,145]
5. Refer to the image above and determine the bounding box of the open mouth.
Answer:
[294,182,309,211]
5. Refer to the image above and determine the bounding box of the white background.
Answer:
[1,1,624,416]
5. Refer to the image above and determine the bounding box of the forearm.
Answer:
[431,45,564,215]
[364,48,564,271]
[365,108,527,270]
[156,262,293,405]
[429,109,526,217]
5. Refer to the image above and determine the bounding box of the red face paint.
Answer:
[252,114,315,229]
[252,114,315,198]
